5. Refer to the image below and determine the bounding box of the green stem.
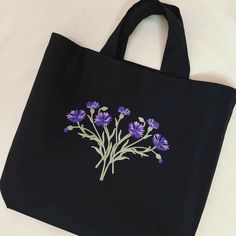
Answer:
[135,146,157,155]
[100,160,111,181]
[113,130,152,158]
[99,160,107,181]
[125,131,152,149]
[119,134,131,145]
[87,114,102,141]
[104,126,116,174]
[95,158,103,168]
[69,124,96,137]
[115,116,122,143]
[77,123,96,137]
[110,133,131,157]
[104,127,110,142]
[86,112,108,158]
[112,163,115,174]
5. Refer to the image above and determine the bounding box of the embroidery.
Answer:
[64,101,170,181]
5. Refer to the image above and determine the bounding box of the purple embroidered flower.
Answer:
[128,121,144,139]
[86,101,100,109]
[118,106,131,116]
[153,134,169,151]
[94,112,112,127]
[66,110,86,123]
[147,118,160,129]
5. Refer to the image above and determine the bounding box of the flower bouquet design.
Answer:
[64,101,170,181]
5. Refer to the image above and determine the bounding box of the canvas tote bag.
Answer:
[1,0,235,235]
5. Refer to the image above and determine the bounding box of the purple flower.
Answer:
[118,106,131,116]
[66,110,86,123]
[94,112,112,127]
[147,118,159,129]
[86,101,100,109]
[128,121,144,139]
[153,134,169,151]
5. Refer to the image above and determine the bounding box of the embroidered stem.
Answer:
[87,111,102,142]
[113,130,152,159]
[125,130,152,149]
[99,160,107,181]
[95,158,103,168]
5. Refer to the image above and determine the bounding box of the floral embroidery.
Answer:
[64,101,170,181]
[128,121,144,139]
[66,109,86,123]
[86,101,100,109]
[147,118,160,129]
[153,134,170,151]
[95,112,112,127]
[118,106,131,116]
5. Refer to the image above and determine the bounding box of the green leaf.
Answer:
[131,147,149,157]
[138,117,145,123]
[129,148,136,154]
[91,146,103,156]
[100,106,108,111]
[121,139,129,149]
[118,130,122,141]
[140,153,149,157]
[102,131,105,143]
[107,142,113,156]
[110,128,116,139]
[143,147,152,153]
[114,156,130,162]
[89,137,97,141]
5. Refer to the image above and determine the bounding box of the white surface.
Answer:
[0,0,235,235]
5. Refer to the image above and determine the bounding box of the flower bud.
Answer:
[67,125,74,131]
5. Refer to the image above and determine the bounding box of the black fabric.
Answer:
[101,0,190,78]
[0,1,235,236]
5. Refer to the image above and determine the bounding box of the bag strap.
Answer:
[100,0,190,79]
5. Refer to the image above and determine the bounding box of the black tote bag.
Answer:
[1,1,235,235]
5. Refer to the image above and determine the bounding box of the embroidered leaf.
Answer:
[121,139,129,149]
[142,146,152,153]
[110,128,116,139]
[114,156,130,162]
[91,146,103,156]
[131,147,149,157]
[89,136,98,142]
[107,142,113,156]
[99,106,108,111]
[77,132,88,138]
[138,117,145,123]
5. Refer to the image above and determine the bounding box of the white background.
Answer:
[0,0,235,235]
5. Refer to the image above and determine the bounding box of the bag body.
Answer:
[1,1,235,236]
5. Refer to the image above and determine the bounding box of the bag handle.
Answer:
[100,0,190,79]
